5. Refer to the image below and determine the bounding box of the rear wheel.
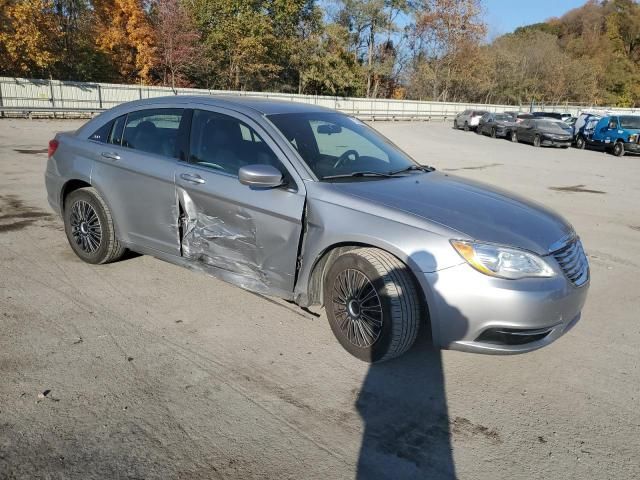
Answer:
[613,141,625,157]
[63,187,126,264]
[575,136,586,149]
[324,248,421,363]
[453,120,458,129]
[533,134,541,147]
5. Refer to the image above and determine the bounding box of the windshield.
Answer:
[619,116,640,129]
[495,114,511,121]
[538,120,571,133]
[267,112,419,180]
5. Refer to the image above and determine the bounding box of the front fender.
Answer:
[293,195,465,307]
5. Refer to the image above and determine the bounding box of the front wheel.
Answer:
[324,248,421,363]
[491,127,497,138]
[533,134,541,147]
[575,136,586,149]
[613,141,625,157]
[510,130,518,143]
[463,122,470,132]
[64,187,126,264]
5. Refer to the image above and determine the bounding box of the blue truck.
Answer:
[574,114,640,156]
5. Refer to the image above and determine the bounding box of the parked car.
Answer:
[45,97,589,362]
[453,109,489,131]
[574,115,640,156]
[504,111,533,123]
[477,112,515,138]
[511,118,573,147]
[532,112,573,122]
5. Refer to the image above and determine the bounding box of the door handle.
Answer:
[180,173,206,185]
[101,151,120,161]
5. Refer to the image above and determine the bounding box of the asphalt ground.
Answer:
[1,118,639,479]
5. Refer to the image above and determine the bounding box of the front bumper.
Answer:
[623,142,640,154]
[421,262,589,354]
[542,137,571,147]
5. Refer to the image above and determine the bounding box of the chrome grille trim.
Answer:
[552,238,589,287]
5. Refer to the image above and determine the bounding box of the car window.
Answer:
[89,120,113,143]
[619,116,640,129]
[122,109,183,158]
[189,109,281,176]
[109,115,126,145]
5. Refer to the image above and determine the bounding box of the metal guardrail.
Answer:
[1,76,638,120]
[0,105,105,118]
[0,104,460,121]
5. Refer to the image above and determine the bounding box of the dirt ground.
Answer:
[1,118,639,479]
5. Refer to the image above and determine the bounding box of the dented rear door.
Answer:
[175,107,306,296]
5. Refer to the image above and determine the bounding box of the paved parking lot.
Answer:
[1,118,639,479]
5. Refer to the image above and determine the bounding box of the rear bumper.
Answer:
[44,170,63,215]
[421,262,589,354]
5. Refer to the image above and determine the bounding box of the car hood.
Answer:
[330,172,574,255]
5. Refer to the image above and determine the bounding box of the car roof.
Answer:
[114,95,335,116]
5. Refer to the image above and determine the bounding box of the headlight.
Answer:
[629,133,638,142]
[451,240,555,279]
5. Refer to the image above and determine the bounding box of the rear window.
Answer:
[121,109,184,158]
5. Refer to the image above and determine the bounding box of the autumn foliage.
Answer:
[0,0,639,106]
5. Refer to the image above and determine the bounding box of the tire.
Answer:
[463,121,469,132]
[613,141,625,157]
[533,134,541,147]
[63,187,126,264]
[324,248,421,363]
[491,127,497,138]
[453,120,458,129]
[575,136,585,149]
[510,130,518,143]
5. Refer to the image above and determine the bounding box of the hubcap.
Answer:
[331,269,383,348]
[70,200,102,254]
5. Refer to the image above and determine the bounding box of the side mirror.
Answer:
[238,164,284,188]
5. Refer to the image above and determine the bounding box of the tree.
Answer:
[337,0,409,97]
[152,0,200,89]
[409,0,486,101]
[93,0,157,83]
[0,0,59,77]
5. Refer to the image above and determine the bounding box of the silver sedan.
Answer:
[45,96,589,362]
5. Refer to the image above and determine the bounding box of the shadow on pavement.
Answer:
[355,255,468,479]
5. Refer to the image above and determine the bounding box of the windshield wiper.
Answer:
[389,164,434,175]
[321,165,435,181]
[321,171,395,180]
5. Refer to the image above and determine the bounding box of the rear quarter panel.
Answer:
[46,133,94,214]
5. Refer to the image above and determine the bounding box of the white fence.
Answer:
[1,76,638,119]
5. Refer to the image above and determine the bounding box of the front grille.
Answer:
[552,238,589,287]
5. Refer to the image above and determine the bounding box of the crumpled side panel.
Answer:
[176,188,284,297]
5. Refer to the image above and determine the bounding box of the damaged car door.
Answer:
[175,108,306,296]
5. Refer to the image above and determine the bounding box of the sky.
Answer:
[484,0,588,39]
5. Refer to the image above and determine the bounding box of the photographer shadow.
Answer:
[355,253,468,479]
